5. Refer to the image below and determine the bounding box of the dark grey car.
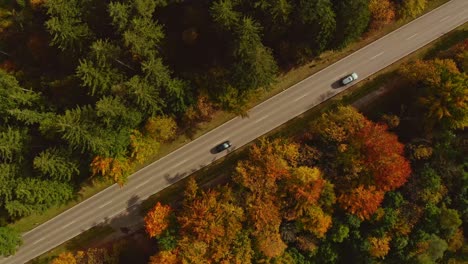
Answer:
[214,140,231,153]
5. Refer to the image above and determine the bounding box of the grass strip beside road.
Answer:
[28,226,115,264]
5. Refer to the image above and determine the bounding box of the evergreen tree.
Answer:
[232,17,278,92]
[5,178,74,218]
[0,69,40,123]
[45,0,93,50]
[333,0,370,47]
[33,148,80,182]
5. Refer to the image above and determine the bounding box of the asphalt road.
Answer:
[2,1,467,263]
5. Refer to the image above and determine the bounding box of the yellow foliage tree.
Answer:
[149,250,180,264]
[369,0,395,30]
[144,116,177,142]
[51,252,78,264]
[368,235,391,258]
[90,156,132,186]
[300,206,332,238]
[129,130,160,164]
[447,229,464,252]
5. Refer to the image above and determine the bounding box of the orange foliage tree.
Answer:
[233,139,297,258]
[145,202,172,238]
[176,186,250,263]
[51,248,114,264]
[90,156,132,186]
[313,106,411,219]
[149,250,179,264]
[51,252,79,264]
[338,185,385,220]
[369,0,395,30]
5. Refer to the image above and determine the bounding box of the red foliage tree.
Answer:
[338,185,385,220]
[358,121,411,191]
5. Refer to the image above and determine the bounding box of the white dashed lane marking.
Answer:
[370,52,384,60]
[406,33,418,40]
[135,180,150,189]
[98,200,113,209]
[254,114,270,123]
[61,220,76,229]
[439,16,450,22]
[293,93,310,102]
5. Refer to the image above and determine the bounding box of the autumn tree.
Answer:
[283,166,334,238]
[368,0,395,30]
[129,130,160,164]
[312,106,411,219]
[368,235,391,258]
[51,247,118,264]
[400,59,468,130]
[419,71,468,130]
[51,252,79,264]
[149,250,179,264]
[145,202,172,238]
[90,156,132,186]
[338,185,385,220]
[413,234,448,263]
[176,186,251,263]
[359,121,411,191]
[144,116,177,142]
[439,207,462,238]
[399,0,427,19]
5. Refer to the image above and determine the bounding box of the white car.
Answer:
[341,72,358,85]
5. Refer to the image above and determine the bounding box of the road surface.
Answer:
[2,0,467,263]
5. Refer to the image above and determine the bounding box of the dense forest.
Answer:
[0,0,453,258]
[51,39,467,263]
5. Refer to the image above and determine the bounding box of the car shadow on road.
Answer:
[331,77,345,89]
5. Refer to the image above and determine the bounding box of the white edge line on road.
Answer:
[406,33,418,40]
[61,220,76,229]
[370,52,384,60]
[98,200,113,209]
[18,0,459,243]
